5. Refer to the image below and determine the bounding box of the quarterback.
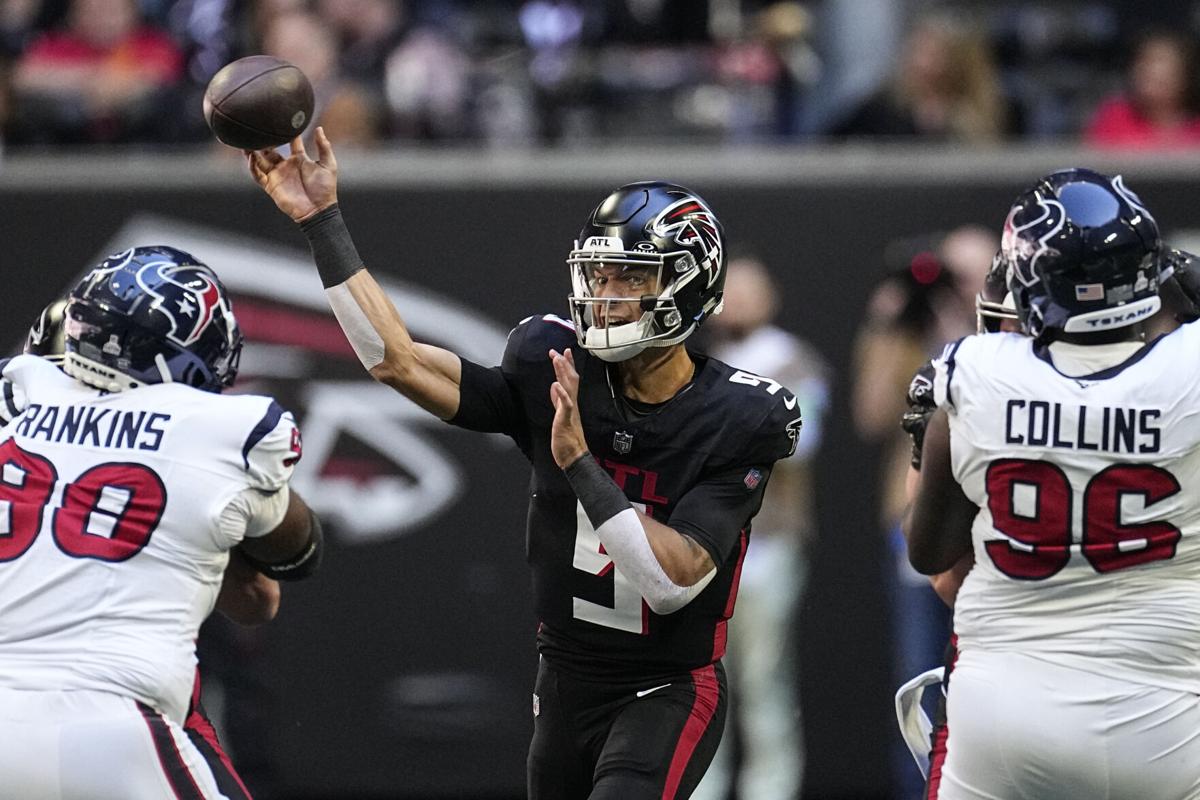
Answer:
[247,130,802,799]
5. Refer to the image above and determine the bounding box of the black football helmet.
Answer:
[24,299,69,362]
[63,246,242,392]
[567,181,726,361]
[1000,168,1160,340]
[975,251,1019,333]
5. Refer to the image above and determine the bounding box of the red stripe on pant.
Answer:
[185,707,254,800]
[137,702,207,800]
[661,664,719,800]
[925,722,950,799]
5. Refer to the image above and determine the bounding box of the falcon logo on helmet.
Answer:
[651,197,723,287]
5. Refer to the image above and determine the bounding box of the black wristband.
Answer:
[242,509,324,582]
[564,452,631,529]
[299,204,365,288]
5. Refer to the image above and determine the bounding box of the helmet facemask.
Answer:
[568,244,702,362]
[975,251,1020,333]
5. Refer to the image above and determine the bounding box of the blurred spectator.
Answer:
[692,255,830,800]
[385,24,470,140]
[1085,30,1200,150]
[318,0,408,89]
[262,9,383,147]
[600,0,711,44]
[689,1,817,140]
[851,224,994,800]
[9,0,182,144]
[1,0,41,58]
[833,13,1007,143]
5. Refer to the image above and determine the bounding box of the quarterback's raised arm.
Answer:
[247,128,463,419]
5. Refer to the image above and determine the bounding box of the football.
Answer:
[203,55,314,150]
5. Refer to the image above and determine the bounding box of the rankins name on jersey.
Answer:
[12,404,171,452]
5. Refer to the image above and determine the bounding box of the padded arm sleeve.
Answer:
[566,455,714,615]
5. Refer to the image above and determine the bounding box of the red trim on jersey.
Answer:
[661,664,719,800]
[712,529,749,660]
[137,702,207,800]
[925,721,950,799]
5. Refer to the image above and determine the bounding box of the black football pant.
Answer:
[527,658,727,800]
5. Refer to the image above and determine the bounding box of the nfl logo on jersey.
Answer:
[613,431,633,454]
[743,468,762,490]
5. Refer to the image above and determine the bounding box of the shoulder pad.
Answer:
[717,364,804,463]
[0,360,21,426]
[503,314,578,368]
[232,396,302,492]
[3,354,77,405]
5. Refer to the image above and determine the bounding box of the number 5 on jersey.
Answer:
[572,501,648,634]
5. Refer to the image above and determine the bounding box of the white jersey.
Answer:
[933,325,1200,693]
[0,355,299,722]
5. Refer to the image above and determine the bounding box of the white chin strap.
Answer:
[581,318,656,362]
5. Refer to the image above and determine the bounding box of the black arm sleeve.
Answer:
[447,357,524,437]
[668,464,772,566]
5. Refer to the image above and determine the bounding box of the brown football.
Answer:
[203,55,314,150]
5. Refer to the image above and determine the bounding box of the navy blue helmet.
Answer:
[1000,168,1161,340]
[63,246,242,392]
[567,181,727,361]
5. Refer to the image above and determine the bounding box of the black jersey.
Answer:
[450,314,802,681]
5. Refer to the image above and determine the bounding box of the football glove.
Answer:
[900,361,937,470]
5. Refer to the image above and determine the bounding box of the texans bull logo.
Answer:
[1001,196,1065,289]
[136,261,227,348]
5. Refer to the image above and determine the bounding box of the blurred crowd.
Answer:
[1,0,1200,149]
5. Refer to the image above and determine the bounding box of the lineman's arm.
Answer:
[905,464,974,607]
[238,488,324,582]
[247,129,463,420]
[902,408,976,574]
[215,548,281,626]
